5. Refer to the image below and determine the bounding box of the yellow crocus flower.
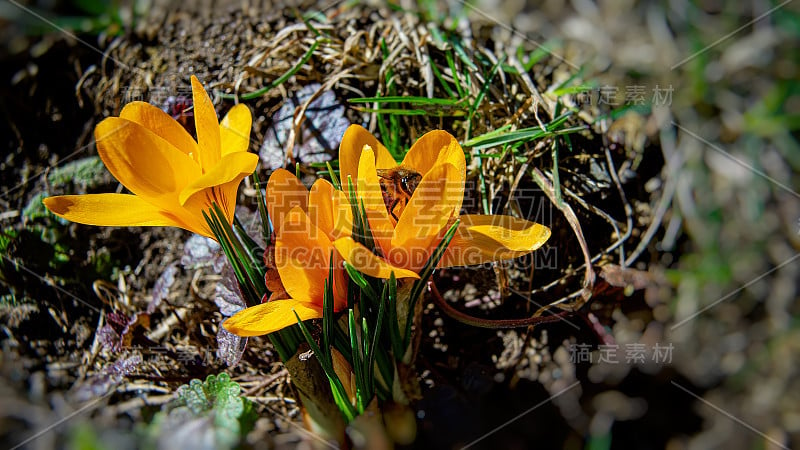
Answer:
[333,125,551,278]
[44,76,258,239]
[223,170,355,336]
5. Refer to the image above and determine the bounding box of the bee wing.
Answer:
[375,168,393,180]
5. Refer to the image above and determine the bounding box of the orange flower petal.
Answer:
[401,130,466,214]
[119,101,200,157]
[357,147,394,254]
[338,124,396,185]
[438,214,551,267]
[94,117,200,211]
[223,299,323,337]
[266,169,309,237]
[308,179,352,241]
[191,75,222,169]
[43,193,177,227]
[275,207,335,302]
[220,103,252,157]
[391,163,460,258]
[331,254,349,310]
[331,189,354,242]
[180,161,259,233]
[333,237,419,279]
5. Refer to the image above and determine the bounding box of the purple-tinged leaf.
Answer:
[73,353,143,401]
[182,235,224,270]
[260,83,351,170]
[215,261,246,317]
[149,263,179,314]
[98,311,150,351]
[216,327,247,367]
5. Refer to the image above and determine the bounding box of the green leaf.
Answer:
[463,111,578,149]
[344,262,379,300]
[145,373,256,450]
[326,161,341,190]
[252,171,272,240]
[294,311,358,421]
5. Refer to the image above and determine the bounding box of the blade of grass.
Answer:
[218,39,324,101]
[466,54,506,139]
[348,309,365,413]
[366,282,386,394]
[430,59,458,98]
[387,272,404,360]
[349,96,466,106]
[463,111,574,148]
[344,262,380,300]
[355,108,429,116]
[444,49,467,99]
[325,161,341,190]
[252,172,272,240]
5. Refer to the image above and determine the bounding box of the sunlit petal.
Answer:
[402,130,466,214]
[220,104,252,157]
[94,117,200,211]
[438,214,551,267]
[330,189,354,241]
[333,237,419,279]
[401,130,466,179]
[276,207,335,302]
[178,151,258,206]
[308,179,352,241]
[191,75,221,169]
[43,194,177,227]
[181,170,255,231]
[392,163,460,256]
[119,101,200,157]
[357,148,394,254]
[266,169,309,237]
[338,124,396,185]
[222,299,322,337]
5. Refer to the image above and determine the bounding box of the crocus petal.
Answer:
[191,75,221,169]
[392,163,460,254]
[308,178,352,241]
[119,101,200,157]
[223,299,322,337]
[266,169,309,237]
[220,104,252,157]
[94,117,200,211]
[178,151,258,206]
[338,124,396,185]
[180,171,257,233]
[43,193,178,227]
[333,237,419,279]
[438,214,551,267]
[401,130,466,214]
[357,148,395,254]
[275,207,335,302]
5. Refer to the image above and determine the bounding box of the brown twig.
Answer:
[428,282,573,329]
[531,166,596,308]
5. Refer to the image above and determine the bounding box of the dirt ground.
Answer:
[1,0,799,449]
